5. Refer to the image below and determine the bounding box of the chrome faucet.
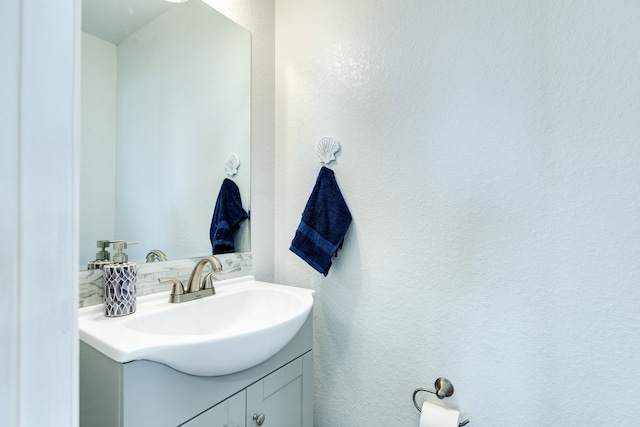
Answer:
[159,256,223,303]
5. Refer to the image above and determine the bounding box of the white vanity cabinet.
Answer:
[80,314,313,427]
[182,391,245,427]
[183,352,313,427]
[246,353,313,427]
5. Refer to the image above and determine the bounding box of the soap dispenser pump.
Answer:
[103,240,138,317]
[87,240,114,270]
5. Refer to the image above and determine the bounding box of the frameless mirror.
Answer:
[80,0,251,270]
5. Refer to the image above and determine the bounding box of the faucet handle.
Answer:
[201,272,217,294]
[159,278,185,297]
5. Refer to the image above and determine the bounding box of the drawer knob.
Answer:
[252,413,265,426]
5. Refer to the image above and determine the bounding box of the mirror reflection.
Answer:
[80,0,251,270]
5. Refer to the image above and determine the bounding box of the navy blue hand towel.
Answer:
[210,178,249,254]
[290,167,352,276]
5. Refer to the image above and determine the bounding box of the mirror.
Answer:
[80,0,251,270]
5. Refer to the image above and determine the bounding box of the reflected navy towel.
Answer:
[290,167,352,276]
[210,178,249,254]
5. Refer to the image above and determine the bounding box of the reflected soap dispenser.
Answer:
[87,240,114,270]
[103,240,138,317]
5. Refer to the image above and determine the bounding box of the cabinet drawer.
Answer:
[181,391,245,427]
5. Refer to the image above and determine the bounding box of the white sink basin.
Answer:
[79,276,314,376]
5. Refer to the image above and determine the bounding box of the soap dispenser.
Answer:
[103,240,138,317]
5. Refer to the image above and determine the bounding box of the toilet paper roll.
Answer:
[419,401,460,427]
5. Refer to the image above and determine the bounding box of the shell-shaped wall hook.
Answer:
[316,137,341,164]
[225,153,240,177]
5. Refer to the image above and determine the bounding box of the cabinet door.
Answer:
[182,391,245,427]
[246,352,313,427]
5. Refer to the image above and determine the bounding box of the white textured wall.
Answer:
[275,1,640,425]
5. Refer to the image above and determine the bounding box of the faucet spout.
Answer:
[161,256,222,303]
[145,249,167,263]
[186,256,223,293]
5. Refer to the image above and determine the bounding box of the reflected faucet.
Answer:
[145,249,167,263]
[160,256,223,303]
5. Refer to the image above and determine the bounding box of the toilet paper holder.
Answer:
[413,378,470,426]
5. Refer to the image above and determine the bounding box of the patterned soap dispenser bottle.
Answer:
[103,240,138,317]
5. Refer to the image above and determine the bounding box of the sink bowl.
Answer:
[79,276,314,376]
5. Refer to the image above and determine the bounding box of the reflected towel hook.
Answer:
[413,378,470,427]
[225,153,240,177]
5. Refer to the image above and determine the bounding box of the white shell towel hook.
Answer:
[316,137,340,165]
[225,153,240,177]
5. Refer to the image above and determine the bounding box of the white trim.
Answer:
[1,0,79,425]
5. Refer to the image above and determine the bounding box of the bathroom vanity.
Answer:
[79,275,315,427]
[80,314,313,427]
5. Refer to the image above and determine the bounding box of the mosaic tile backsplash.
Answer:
[79,252,252,308]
